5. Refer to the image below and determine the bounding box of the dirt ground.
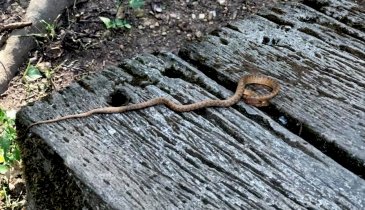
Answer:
[0,0,283,110]
[1,0,283,208]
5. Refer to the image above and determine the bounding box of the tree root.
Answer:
[0,0,75,94]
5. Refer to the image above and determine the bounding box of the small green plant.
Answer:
[100,0,145,30]
[40,20,57,40]
[22,62,43,82]
[23,61,61,83]
[0,109,20,174]
[22,60,64,94]
[129,0,144,9]
[99,17,132,29]
[115,0,145,9]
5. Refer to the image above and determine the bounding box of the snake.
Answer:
[25,75,280,132]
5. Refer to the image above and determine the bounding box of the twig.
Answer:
[0,21,32,33]
[0,33,8,48]
[298,122,303,137]
[0,60,6,72]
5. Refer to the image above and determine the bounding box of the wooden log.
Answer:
[180,0,365,177]
[16,0,365,209]
[16,53,365,209]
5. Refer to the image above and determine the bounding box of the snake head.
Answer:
[242,75,280,107]
[243,89,268,107]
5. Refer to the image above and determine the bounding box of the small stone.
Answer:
[102,30,112,39]
[186,33,193,40]
[134,8,144,18]
[162,32,167,36]
[217,0,226,5]
[195,31,203,38]
[178,22,190,31]
[283,25,292,32]
[170,13,177,19]
[198,13,205,19]
[191,14,196,19]
[116,5,125,19]
[143,19,153,27]
[208,11,216,20]
[152,3,163,13]
[231,10,237,19]
[278,116,288,125]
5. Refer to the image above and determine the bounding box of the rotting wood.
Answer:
[16,53,365,209]
[181,0,365,177]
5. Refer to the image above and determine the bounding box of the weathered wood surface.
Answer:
[181,0,365,176]
[17,52,365,209]
[16,0,365,209]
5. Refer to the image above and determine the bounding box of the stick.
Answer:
[0,21,32,33]
[0,60,6,72]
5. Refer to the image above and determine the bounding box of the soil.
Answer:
[0,0,282,208]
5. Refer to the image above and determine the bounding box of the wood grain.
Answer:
[181,0,365,175]
[17,53,365,209]
[16,0,365,209]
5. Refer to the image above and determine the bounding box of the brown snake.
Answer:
[25,75,280,132]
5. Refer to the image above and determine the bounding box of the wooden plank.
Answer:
[302,0,365,31]
[17,53,365,209]
[180,0,365,176]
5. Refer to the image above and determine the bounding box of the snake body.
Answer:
[26,75,280,131]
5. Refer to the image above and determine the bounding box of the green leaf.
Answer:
[114,19,124,28]
[25,65,43,81]
[0,164,9,174]
[100,17,131,29]
[0,136,11,161]
[5,126,16,139]
[44,69,54,79]
[99,16,113,29]
[13,146,21,161]
[0,108,7,122]
[129,0,144,9]
[124,23,132,29]
[0,135,10,151]
[115,0,122,6]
